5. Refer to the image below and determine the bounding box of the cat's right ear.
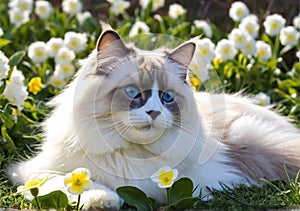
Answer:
[96,30,129,58]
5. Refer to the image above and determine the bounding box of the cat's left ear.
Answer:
[167,42,196,81]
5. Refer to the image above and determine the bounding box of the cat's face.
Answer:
[76,30,197,148]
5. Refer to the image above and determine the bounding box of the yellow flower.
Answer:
[64,167,93,195]
[151,166,178,188]
[17,175,48,193]
[190,77,201,87]
[28,77,43,95]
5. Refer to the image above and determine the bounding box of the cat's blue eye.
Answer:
[161,90,174,103]
[125,85,140,98]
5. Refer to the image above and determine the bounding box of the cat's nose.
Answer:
[146,110,161,120]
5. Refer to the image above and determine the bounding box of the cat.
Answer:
[8,26,300,209]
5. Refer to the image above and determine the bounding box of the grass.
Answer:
[1,151,300,210]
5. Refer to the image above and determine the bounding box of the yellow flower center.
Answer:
[19,2,28,10]
[69,2,77,10]
[236,8,244,16]
[15,14,22,22]
[257,49,265,57]
[158,170,174,186]
[223,47,230,54]
[70,40,78,47]
[38,6,46,14]
[246,25,254,33]
[271,22,279,30]
[62,65,71,73]
[199,48,208,56]
[286,34,294,41]
[35,49,44,57]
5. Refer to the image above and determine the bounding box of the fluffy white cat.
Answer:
[8,27,300,209]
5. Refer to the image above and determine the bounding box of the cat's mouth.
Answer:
[133,124,151,131]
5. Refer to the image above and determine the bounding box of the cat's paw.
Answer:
[80,189,121,210]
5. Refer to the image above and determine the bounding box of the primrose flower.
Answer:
[241,36,256,56]
[64,31,87,53]
[9,0,33,12]
[193,20,212,38]
[48,73,67,89]
[47,37,64,57]
[293,14,300,29]
[62,0,82,15]
[28,41,49,63]
[215,39,237,61]
[109,0,130,16]
[239,17,259,38]
[279,26,299,47]
[35,0,53,19]
[28,77,43,95]
[252,92,271,106]
[8,9,30,27]
[256,41,272,61]
[64,167,93,195]
[168,3,186,19]
[76,11,92,25]
[151,166,178,188]
[228,28,248,49]
[129,21,150,37]
[3,70,28,110]
[0,51,9,83]
[54,62,75,79]
[263,14,286,37]
[229,1,249,22]
[17,175,48,193]
[55,47,75,64]
[139,0,165,11]
[196,38,215,61]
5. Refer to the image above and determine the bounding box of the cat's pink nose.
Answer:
[146,110,161,120]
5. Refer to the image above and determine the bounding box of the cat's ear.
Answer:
[167,42,196,80]
[96,30,129,58]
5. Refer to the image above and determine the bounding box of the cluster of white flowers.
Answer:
[189,38,215,83]
[3,68,28,110]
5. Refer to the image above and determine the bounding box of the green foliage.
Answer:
[31,190,69,210]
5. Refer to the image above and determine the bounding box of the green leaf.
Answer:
[169,178,193,205]
[117,186,154,210]
[8,51,26,67]
[0,38,11,48]
[169,197,199,209]
[0,110,15,129]
[1,126,16,151]
[31,190,68,209]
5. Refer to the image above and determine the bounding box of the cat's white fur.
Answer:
[8,30,300,209]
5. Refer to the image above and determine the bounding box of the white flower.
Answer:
[28,41,49,63]
[228,28,248,49]
[297,49,300,60]
[151,166,178,188]
[239,17,259,38]
[193,20,212,38]
[293,14,300,29]
[76,11,92,25]
[229,1,249,22]
[196,38,215,61]
[3,68,27,110]
[9,9,30,27]
[242,14,259,23]
[129,21,150,37]
[263,14,286,37]
[139,0,165,11]
[252,92,271,106]
[256,41,272,61]
[55,47,75,64]
[47,37,64,57]
[168,3,186,19]
[54,62,75,79]
[35,0,53,19]
[215,39,237,61]
[279,26,299,47]
[241,36,256,56]
[8,0,33,12]
[64,31,87,53]
[0,51,9,82]
[48,73,66,89]
[62,0,82,15]
[0,28,3,37]
[109,0,130,16]
[189,57,210,83]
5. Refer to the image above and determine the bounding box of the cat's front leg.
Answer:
[79,182,121,210]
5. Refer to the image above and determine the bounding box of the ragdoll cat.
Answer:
[8,27,300,209]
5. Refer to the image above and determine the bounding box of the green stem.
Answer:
[76,194,81,211]
[167,188,171,206]
[34,196,41,210]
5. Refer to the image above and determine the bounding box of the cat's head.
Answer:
[73,29,200,151]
